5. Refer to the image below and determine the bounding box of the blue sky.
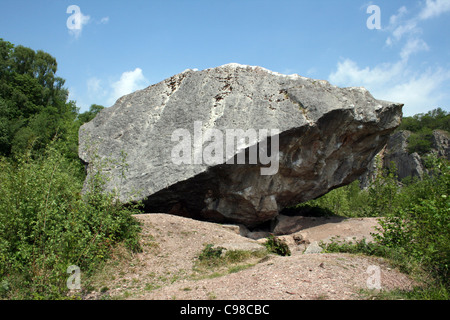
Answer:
[1,0,449,116]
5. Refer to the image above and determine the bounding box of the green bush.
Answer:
[373,158,450,287]
[264,234,291,256]
[0,143,142,299]
[317,156,449,298]
[293,180,371,218]
[407,130,433,155]
[398,108,450,134]
[195,244,267,274]
[366,160,403,217]
[198,244,224,262]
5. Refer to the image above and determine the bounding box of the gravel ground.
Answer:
[86,213,416,300]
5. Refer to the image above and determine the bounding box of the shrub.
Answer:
[195,244,267,276]
[0,143,142,299]
[295,153,449,299]
[264,234,291,256]
[293,179,372,218]
[198,244,224,262]
[407,130,433,155]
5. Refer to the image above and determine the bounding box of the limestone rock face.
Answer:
[79,63,403,226]
[384,130,425,180]
[360,129,450,188]
[431,130,450,160]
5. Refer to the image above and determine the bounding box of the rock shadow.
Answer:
[241,205,347,240]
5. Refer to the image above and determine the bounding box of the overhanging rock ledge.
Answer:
[79,63,403,227]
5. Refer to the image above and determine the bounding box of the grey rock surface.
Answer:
[431,129,450,160]
[79,63,403,226]
[383,130,425,180]
[360,129,450,188]
[303,241,323,254]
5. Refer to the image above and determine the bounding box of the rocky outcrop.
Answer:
[384,130,425,180]
[360,129,450,188]
[79,63,403,226]
[431,129,450,160]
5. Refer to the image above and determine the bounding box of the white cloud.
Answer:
[389,6,408,26]
[329,59,406,88]
[100,17,110,24]
[381,70,449,112]
[68,86,77,103]
[328,1,450,116]
[108,68,149,105]
[383,6,426,61]
[87,77,102,95]
[306,67,317,76]
[328,58,450,116]
[391,20,420,42]
[419,0,450,20]
[386,0,450,47]
[400,38,429,61]
[86,77,109,102]
[67,86,90,112]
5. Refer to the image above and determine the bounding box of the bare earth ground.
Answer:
[85,213,416,300]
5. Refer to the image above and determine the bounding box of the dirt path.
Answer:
[86,214,415,300]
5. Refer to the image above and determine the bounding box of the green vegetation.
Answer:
[194,244,268,278]
[306,154,449,299]
[0,143,142,299]
[194,235,292,280]
[0,39,141,299]
[264,234,291,256]
[0,38,448,300]
[0,38,104,161]
[296,108,450,299]
[397,108,450,155]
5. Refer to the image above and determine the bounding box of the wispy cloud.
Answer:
[400,38,429,61]
[419,0,450,20]
[99,17,110,24]
[329,59,450,115]
[329,1,450,116]
[385,0,450,56]
[87,77,108,100]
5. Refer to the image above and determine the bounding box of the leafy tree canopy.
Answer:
[397,108,450,155]
[0,38,77,157]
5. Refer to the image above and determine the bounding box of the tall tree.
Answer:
[0,39,76,157]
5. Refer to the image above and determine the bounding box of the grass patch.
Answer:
[193,244,268,279]
[320,237,449,300]
[264,234,291,256]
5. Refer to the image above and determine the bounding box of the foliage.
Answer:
[264,234,291,256]
[198,244,224,262]
[314,155,449,299]
[0,38,75,158]
[0,38,121,300]
[398,107,450,133]
[397,108,450,155]
[77,104,104,125]
[293,179,372,218]
[365,159,403,217]
[373,158,450,287]
[406,129,433,155]
[195,244,267,276]
[1,37,448,300]
[0,143,142,299]
[0,38,107,176]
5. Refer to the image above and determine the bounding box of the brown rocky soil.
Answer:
[85,213,416,300]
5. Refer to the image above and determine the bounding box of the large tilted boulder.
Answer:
[79,63,403,226]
